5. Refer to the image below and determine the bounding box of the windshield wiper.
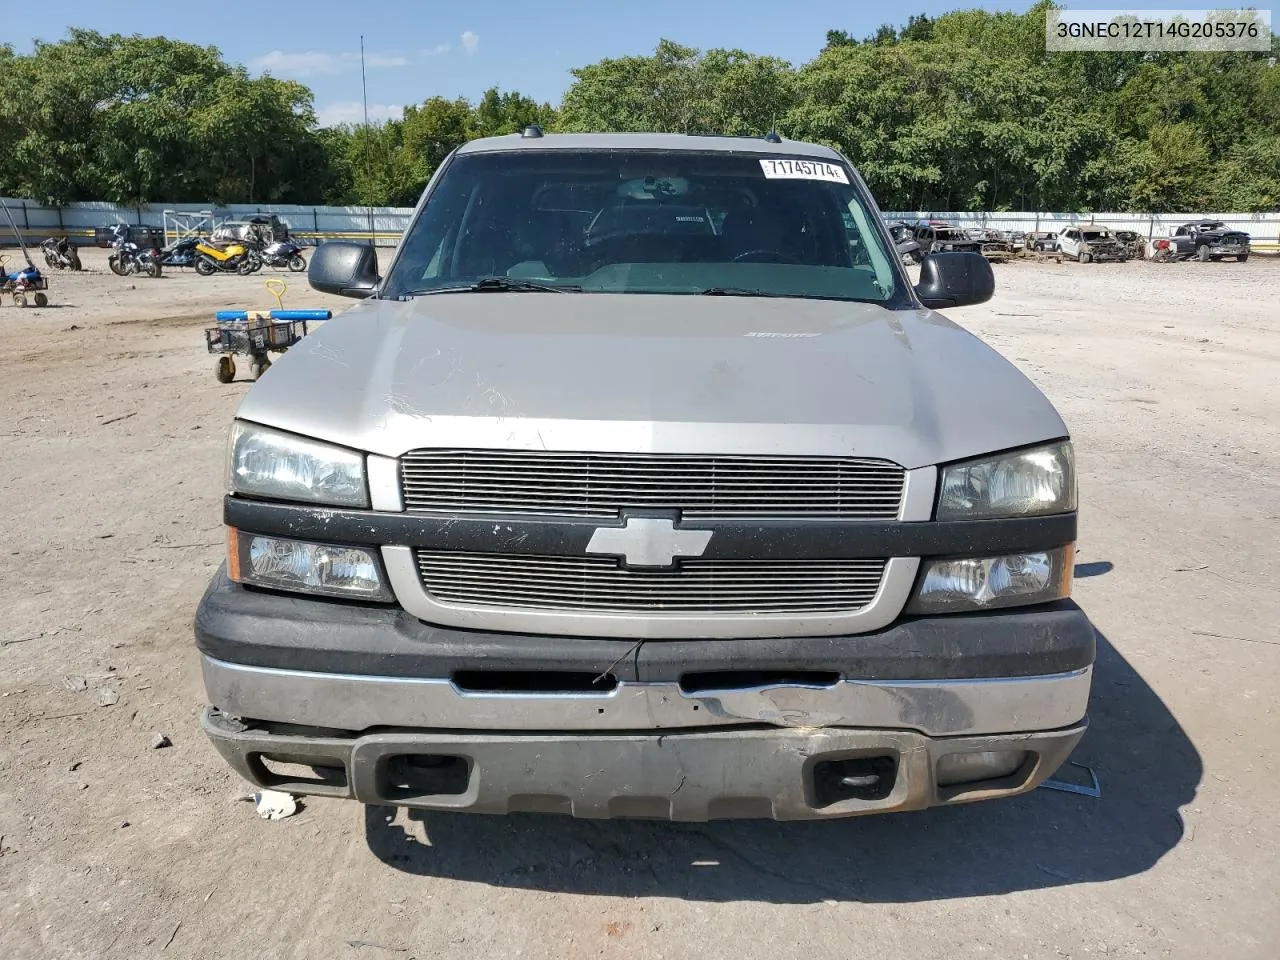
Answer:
[699,287,794,298]
[412,276,581,295]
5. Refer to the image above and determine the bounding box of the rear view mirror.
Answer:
[308,241,380,298]
[914,252,995,309]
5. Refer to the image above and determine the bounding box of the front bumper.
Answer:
[203,707,1085,820]
[196,571,1094,820]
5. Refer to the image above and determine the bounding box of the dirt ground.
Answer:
[1,247,1277,960]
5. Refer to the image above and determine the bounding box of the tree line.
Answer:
[2,4,1277,213]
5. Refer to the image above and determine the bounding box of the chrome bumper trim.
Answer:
[201,654,1091,738]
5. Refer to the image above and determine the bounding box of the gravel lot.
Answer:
[1,248,1277,959]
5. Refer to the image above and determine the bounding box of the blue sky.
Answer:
[1,0,1218,126]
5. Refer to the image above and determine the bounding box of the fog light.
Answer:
[936,750,1028,787]
[229,530,393,601]
[908,545,1073,614]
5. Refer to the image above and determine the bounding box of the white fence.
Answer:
[0,197,412,246]
[3,197,1278,251]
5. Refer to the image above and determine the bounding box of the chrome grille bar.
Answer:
[400,450,906,519]
[416,552,887,613]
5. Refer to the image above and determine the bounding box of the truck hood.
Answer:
[236,294,1067,469]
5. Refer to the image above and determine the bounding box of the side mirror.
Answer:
[913,251,995,309]
[308,241,379,298]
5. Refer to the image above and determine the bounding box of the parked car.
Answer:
[1027,231,1058,252]
[1169,221,1250,262]
[886,220,922,263]
[197,131,1092,823]
[1055,225,1128,263]
[913,221,984,255]
[210,215,293,250]
[966,228,1015,261]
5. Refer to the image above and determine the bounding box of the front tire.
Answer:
[287,254,306,272]
[145,260,161,278]
[108,255,126,276]
[1196,244,1210,261]
[215,356,236,383]
[34,292,48,307]
[1238,254,1249,262]
[69,248,82,271]
[1077,250,1090,263]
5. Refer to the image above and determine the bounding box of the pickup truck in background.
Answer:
[1168,221,1251,262]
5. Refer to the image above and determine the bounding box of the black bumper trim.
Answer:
[223,497,1076,561]
[195,567,1096,683]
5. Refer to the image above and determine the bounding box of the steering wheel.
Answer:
[731,249,803,264]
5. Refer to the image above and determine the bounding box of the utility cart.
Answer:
[0,260,50,307]
[205,309,331,382]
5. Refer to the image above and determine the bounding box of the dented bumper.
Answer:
[203,707,1086,820]
[195,568,1094,818]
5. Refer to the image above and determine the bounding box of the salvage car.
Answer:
[197,130,1092,821]
[1055,225,1128,263]
[913,220,984,256]
[886,220,923,263]
[1113,230,1146,260]
[1169,221,1250,262]
[1027,231,1058,252]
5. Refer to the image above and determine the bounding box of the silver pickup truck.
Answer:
[197,130,1093,821]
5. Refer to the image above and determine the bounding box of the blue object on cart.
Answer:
[214,309,332,322]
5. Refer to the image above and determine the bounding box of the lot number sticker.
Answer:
[759,158,849,184]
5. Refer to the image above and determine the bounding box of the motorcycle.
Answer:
[41,237,83,271]
[194,240,260,276]
[260,239,307,272]
[109,240,162,278]
[158,236,202,269]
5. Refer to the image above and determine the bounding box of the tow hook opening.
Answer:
[383,754,472,800]
[254,753,349,790]
[811,754,899,806]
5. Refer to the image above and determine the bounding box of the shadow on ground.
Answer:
[365,629,1200,903]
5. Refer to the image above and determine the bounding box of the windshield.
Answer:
[382,149,898,303]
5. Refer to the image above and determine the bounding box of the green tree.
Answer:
[0,29,334,205]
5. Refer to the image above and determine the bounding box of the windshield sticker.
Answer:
[759,158,849,184]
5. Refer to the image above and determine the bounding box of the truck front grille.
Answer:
[415,552,887,613]
[399,450,906,519]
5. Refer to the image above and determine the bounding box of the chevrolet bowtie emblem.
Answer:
[585,517,713,568]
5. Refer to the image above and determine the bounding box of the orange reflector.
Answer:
[1059,543,1075,598]
[226,527,241,582]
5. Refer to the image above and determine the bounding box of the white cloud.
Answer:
[252,50,408,78]
[419,42,451,57]
[460,31,479,55]
[315,101,404,128]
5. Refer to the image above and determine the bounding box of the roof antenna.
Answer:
[764,127,782,144]
[521,124,544,138]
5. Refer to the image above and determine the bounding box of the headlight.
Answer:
[907,545,1074,614]
[937,442,1075,520]
[228,422,368,507]
[227,529,393,601]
